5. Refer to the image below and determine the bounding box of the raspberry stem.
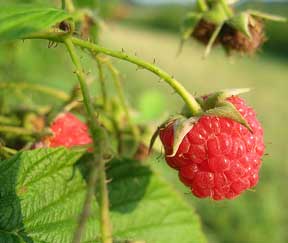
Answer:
[95,56,108,111]
[99,56,141,142]
[64,38,112,243]
[25,35,203,116]
[71,37,203,116]
[0,82,69,101]
[63,0,75,13]
[0,125,50,136]
[0,145,17,158]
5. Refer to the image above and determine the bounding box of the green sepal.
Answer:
[205,101,252,132]
[203,2,230,25]
[227,12,251,38]
[167,117,199,157]
[247,10,286,22]
[204,23,223,57]
[181,12,203,41]
[197,88,251,111]
[148,115,183,154]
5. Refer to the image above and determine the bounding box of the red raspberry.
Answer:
[159,96,264,200]
[42,113,92,148]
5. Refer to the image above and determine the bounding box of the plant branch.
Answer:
[105,59,140,141]
[65,0,75,13]
[0,82,69,101]
[0,145,17,159]
[61,0,65,10]
[71,37,203,116]
[95,56,108,110]
[0,125,48,136]
[24,33,202,116]
[0,116,20,126]
[64,38,112,243]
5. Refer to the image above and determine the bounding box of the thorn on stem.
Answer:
[105,178,112,184]
[48,41,54,48]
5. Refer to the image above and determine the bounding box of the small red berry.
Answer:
[159,96,264,200]
[40,113,92,148]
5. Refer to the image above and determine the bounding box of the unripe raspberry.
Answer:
[159,96,264,200]
[41,113,92,148]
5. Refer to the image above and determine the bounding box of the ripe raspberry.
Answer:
[42,113,92,148]
[159,96,264,200]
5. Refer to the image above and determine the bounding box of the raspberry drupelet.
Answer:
[159,96,264,200]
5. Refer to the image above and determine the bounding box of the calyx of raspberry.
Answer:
[152,89,252,157]
[180,1,286,56]
[167,117,199,157]
[183,88,252,129]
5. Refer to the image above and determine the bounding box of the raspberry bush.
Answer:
[0,0,285,243]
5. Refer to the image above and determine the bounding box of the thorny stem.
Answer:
[95,55,141,141]
[0,145,17,159]
[0,116,20,126]
[95,57,108,110]
[65,0,75,13]
[0,146,17,155]
[0,82,69,101]
[106,61,141,140]
[61,0,65,10]
[25,31,203,116]
[71,37,203,116]
[64,38,112,243]
[0,125,49,136]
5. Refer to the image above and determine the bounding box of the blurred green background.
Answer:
[0,0,287,243]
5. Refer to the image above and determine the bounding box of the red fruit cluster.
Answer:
[159,96,264,200]
[43,113,92,148]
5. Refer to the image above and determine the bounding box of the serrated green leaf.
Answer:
[0,5,72,42]
[180,12,202,41]
[0,148,205,243]
[205,101,252,131]
[247,10,286,22]
[108,158,206,243]
[227,12,251,38]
